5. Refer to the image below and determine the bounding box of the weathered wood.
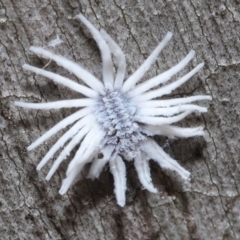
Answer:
[0,1,239,239]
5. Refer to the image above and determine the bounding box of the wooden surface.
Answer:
[0,1,240,239]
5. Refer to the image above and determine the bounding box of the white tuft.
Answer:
[109,156,126,207]
[48,35,63,47]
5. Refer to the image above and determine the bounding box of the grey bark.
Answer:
[0,0,240,239]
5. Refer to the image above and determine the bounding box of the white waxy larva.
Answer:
[15,14,211,207]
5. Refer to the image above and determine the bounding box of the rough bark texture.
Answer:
[0,0,240,239]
